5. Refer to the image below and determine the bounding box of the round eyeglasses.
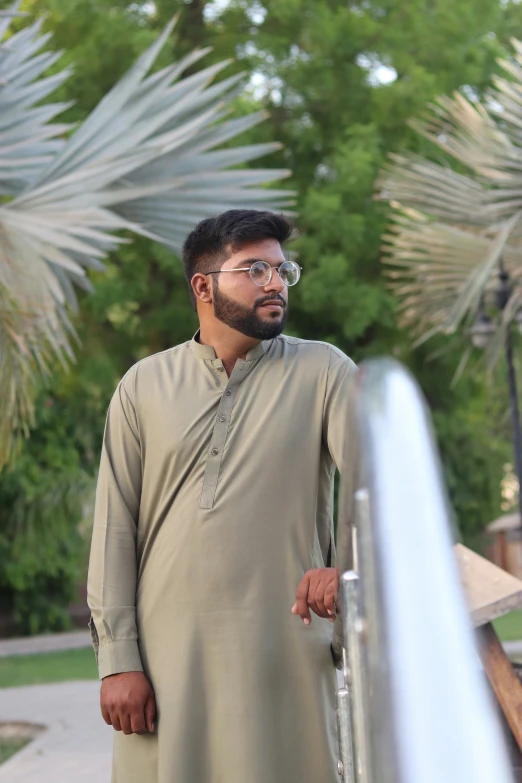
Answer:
[207,259,302,287]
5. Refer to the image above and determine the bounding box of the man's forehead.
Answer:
[222,238,285,268]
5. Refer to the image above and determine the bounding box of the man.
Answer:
[87,209,357,783]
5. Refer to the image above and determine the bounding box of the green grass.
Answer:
[0,738,30,764]
[492,609,522,642]
[0,647,98,689]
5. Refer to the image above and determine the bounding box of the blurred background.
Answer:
[1,2,522,763]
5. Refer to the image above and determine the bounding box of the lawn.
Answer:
[0,738,30,765]
[0,647,98,689]
[492,609,522,642]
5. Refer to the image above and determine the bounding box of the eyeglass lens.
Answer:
[249,260,300,287]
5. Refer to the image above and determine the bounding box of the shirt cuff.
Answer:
[97,639,144,680]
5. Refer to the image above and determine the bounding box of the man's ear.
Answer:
[191,273,213,305]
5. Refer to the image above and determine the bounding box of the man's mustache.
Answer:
[254,294,287,309]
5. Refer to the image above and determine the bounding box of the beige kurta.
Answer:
[87,331,357,783]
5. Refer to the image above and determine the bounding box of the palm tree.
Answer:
[0,3,293,467]
[378,39,522,377]
[379,38,522,520]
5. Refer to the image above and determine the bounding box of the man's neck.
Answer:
[197,323,260,365]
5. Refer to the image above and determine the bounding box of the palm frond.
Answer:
[383,206,521,336]
[377,153,488,224]
[0,15,74,196]
[0,13,295,467]
[379,36,522,373]
[409,93,517,186]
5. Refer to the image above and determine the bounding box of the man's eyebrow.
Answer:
[231,257,282,268]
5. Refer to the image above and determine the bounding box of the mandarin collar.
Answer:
[190,330,270,362]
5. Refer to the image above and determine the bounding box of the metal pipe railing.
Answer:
[336,358,514,783]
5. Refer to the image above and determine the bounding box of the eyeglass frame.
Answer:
[205,259,302,287]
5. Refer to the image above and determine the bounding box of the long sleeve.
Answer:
[87,377,144,680]
[322,347,360,666]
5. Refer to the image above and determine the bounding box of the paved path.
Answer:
[0,681,112,783]
[0,631,91,659]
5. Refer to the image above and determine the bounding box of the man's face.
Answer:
[210,238,289,340]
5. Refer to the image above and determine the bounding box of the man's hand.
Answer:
[291,567,339,625]
[100,671,157,735]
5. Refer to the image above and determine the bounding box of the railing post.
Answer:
[334,358,515,783]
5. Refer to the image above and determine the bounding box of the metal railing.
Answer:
[336,358,514,783]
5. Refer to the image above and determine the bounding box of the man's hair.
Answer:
[182,209,294,309]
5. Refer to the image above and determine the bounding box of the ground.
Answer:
[0,681,112,783]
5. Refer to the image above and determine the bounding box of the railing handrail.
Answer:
[339,358,514,783]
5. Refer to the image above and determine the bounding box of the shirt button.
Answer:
[219,414,226,422]
[211,448,219,456]
[217,366,224,372]
[226,390,232,396]
[239,364,245,370]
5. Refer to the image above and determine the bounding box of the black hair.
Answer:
[181,209,294,310]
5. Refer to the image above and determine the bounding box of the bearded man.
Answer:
[87,209,357,783]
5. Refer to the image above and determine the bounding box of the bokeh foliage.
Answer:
[0,0,519,632]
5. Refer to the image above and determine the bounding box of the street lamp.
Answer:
[470,265,522,524]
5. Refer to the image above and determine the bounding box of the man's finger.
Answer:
[324,582,337,617]
[112,712,122,732]
[101,702,112,726]
[130,708,147,735]
[306,579,319,617]
[295,575,311,624]
[145,693,157,733]
[120,710,133,736]
[312,578,328,618]
[100,690,112,726]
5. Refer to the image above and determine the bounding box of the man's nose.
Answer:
[263,267,286,294]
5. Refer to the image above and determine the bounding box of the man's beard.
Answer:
[212,279,288,340]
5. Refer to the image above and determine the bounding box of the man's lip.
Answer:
[258,301,285,308]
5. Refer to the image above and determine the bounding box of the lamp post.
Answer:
[470,265,522,524]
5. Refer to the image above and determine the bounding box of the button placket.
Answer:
[199,361,256,509]
[206,358,227,386]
